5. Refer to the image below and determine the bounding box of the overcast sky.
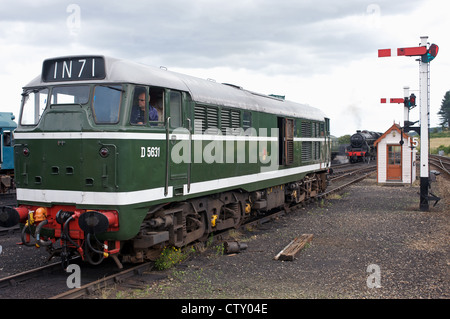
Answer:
[0,0,448,136]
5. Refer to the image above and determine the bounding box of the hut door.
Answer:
[387,145,402,181]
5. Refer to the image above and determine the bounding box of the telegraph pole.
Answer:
[378,36,439,211]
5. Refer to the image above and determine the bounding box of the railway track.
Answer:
[0,163,375,299]
[321,162,377,196]
[329,162,376,181]
[0,255,159,299]
[50,261,157,299]
[429,154,450,178]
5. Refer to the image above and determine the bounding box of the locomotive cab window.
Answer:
[169,91,182,128]
[50,85,90,105]
[92,85,123,124]
[20,88,49,125]
[130,86,164,126]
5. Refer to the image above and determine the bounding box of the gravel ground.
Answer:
[0,230,51,279]
[121,174,449,299]
[1,174,448,300]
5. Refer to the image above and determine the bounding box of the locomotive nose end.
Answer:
[0,206,24,228]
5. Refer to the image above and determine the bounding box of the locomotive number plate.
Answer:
[141,146,161,158]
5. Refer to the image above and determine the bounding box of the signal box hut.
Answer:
[374,123,417,185]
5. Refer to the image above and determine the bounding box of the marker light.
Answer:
[34,207,48,222]
[99,147,109,158]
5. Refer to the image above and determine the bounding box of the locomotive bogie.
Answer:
[2,56,332,266]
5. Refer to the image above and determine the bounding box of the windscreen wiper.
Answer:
[100,85,124,92]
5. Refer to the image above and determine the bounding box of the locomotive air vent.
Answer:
[222,83,243,89]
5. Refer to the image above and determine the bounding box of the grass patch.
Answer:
[417,137,450,155]
[327,193,343,200]
[327,191,349,200]
[154,246,194,270]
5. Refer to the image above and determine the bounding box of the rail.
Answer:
[50,262,155,299]
[429,154,450,177]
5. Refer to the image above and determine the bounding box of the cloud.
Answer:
[3,0,421,72]
[0,1,421,65]
[1,0,446,137]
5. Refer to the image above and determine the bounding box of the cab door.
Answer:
[278,117,294,166]
[165,90,191,196]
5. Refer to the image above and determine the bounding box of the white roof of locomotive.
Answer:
[24,56,327,121]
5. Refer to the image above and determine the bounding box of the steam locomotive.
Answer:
[346,130,381,163]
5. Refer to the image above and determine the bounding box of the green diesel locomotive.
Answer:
[0,56,331,267]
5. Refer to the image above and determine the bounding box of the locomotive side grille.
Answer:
[196,105,242,135]
[313,142,321,160]
[302,141,312,162]
[220,108,241,135]
[206,107,219,133]
[231,110,240,128]
[301,122,312,137]
[221,109,230,133]
[286,140,294,164]
[312,142,316,160]
[195,104,220,134]
[194,105,206,133]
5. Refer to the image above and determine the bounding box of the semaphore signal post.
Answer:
[378,36,439,211]
[380,86,418,132]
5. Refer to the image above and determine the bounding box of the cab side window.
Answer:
[130,87,148,125]
[130,86,165,126]
[150,88,164,125]
[170,91,182,128]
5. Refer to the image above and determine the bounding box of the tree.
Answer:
[437,90,450,128]
[338,135,351,145]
